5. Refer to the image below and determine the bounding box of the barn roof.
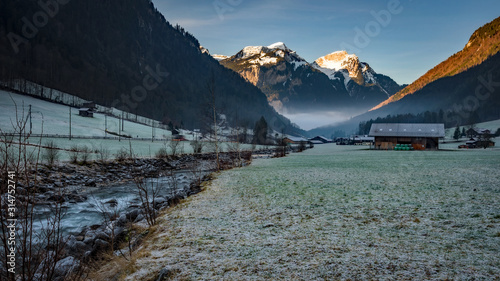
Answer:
[310,135,332,142]
[369,123,445,138]
[285,136,309,142]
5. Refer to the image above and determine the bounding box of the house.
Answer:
[462,138,495,148]
[462,128,495,148]
[283,136,309,144]
[350,135,375,145]
[309,136,332,144]
[466,128,491,138]
[369,123,445,150]
[78,108,93,117]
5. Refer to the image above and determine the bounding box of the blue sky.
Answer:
[152,0,499,85]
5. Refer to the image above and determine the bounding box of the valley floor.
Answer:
[103,144,500,280]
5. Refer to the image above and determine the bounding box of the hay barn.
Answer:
[369,123,445,150]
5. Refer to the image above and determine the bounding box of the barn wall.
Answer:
[374,136,440,150]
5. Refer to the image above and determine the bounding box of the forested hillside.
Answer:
[0,0,302,134]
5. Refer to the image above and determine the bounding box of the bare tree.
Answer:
[167,140,180,156]
[207,74,220,170]
[132,177,164,227]
[0,98,66,281]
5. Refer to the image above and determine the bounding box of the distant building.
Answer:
[369,123,445,150]
[78,108,93,117]
[309,136,332,144]
[466,127,491,138]
[283,136,309,144]
[350,135,374,145]
[463,128,495,148]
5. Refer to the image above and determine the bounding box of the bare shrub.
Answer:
[43,140,59,167]
[115,147,129,162]
[0,99,67,280]
[168,140,180,156]
[97,145,111,162]
[69,145,80,164]
[80,145,91,164]
[132,177,165,226]
[155,147,168,159]
[190,140,204,154]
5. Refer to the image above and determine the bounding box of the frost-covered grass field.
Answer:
[118,144,500,280]
[0,91,262,161]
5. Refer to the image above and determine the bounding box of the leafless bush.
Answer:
[190,140,204,154]
[96,145,111,162]
[93,196,121,256]
[69,145,80,164]
[178,142,185,155]
[155,147,168,159]
[80,145,91,164]
[132,177,165,226]
[189,159,204,188]
[0,99,67,280]
[226,142,242,167]
[168,140,180,156]
[115,148,129,162]
[43,140,60,167]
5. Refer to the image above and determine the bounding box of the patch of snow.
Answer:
[248,56,278,66]
[267,42,288,51]
[239,46,265,59]
[290,60,307,71]
[212,54,229,61]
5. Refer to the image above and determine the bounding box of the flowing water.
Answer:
[32,171,194,236]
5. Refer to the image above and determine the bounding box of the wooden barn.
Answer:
[309,136,333,144]
[78,108,93,117]
[369,123,445,150]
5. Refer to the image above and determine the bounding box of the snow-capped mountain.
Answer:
[231,42,308,70]
[312,51,377,88]
[217,43,402,115]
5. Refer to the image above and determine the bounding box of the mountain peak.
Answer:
[311,51,376,87]
[313,51,358,72]
[267,42,288,51]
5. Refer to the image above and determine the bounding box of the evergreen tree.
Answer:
[461,127,466,137]
[252,116,268,145]
[453,126,461,140]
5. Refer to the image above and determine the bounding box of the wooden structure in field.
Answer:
[78,108,94,117]
[369,123,445,150]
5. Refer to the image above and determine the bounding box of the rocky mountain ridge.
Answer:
[217,43,403,116]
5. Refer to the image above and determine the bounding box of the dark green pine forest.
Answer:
[0,0,303,135]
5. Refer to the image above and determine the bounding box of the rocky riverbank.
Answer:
[5,151,256,280]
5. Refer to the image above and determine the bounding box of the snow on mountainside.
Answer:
[216,42,402,123]
[212,54,229,61]
[312,51,377,89]
[232,42,308,68]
